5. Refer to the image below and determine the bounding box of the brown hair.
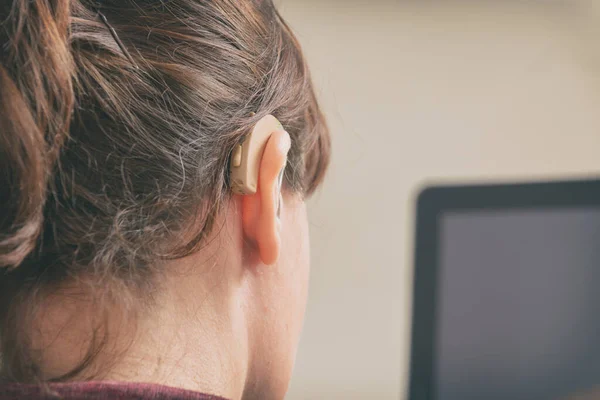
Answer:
[0,0,330,382]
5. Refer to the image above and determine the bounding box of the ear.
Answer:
[241,130,291,265]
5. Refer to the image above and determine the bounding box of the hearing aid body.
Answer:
[230,115,284,195]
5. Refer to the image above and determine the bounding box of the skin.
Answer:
[33,130,310,400]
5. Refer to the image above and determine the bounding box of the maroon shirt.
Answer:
[0,382,229,400]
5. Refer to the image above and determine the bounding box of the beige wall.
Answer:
[281,1,600,399]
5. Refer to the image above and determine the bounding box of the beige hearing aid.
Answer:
[230,114,284,195]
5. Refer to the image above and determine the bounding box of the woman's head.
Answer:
[0,0,329,397]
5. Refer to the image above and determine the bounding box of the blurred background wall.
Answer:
[280,0,600,399]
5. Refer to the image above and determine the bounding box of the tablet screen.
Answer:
[436,208,600,400]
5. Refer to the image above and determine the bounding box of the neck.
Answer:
[34,251,249,400]
[105,261,250,400]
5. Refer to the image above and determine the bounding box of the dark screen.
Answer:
[437,209,600,400]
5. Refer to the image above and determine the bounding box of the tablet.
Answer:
[409,179,600,400]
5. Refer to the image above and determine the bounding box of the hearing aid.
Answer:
[229,114,285,196]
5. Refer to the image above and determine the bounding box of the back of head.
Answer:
[0,0,329,381]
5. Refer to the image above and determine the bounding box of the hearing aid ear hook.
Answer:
[229,114,285,196]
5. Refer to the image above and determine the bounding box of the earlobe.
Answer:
[241,129,291,266]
